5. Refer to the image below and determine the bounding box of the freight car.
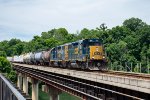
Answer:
[23,53,32,64]
[41,50,51,65]
[13,55,23,63]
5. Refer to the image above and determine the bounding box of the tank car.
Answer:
[41,50,51,66]
[34,52,43,65]
[12,55,23,63]
[30,52,35,64]
[23,53,32,64]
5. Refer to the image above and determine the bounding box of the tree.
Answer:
[45,38,58,48]
[138,25,150,47]
[8,39,21,46]
[41,32,50,39]
[108,26,130,43]
[106,41,127,62]
[96,23,107,31]
[0,57,11,73]
[123,17,146,32]
[0,51,6,57]
[0,57,16,82]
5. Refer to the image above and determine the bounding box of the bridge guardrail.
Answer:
[0,73,31,100]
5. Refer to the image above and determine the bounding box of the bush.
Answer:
[0,51,6,58]
[0,57,16,82]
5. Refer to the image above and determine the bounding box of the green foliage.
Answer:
[0,17,149,73]
[123,17,146,32]
[0,51,6,57]
[0,57,16,82]
[7,70,17,82]
[59,92,81,100]
[45,38,58,48]
[0,57,11,73]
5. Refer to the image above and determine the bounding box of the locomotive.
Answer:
[8,39,107,70]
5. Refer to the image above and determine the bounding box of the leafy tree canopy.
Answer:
[0,17,149,73]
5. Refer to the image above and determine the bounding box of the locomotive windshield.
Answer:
[89,42,101,46]
[88,39,102,46]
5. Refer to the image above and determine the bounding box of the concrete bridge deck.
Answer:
[13,63,150,94]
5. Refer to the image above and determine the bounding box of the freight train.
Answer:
[7,39,107,70]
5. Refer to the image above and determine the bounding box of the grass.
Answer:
[39,89,81,100]
[59,92,81,100]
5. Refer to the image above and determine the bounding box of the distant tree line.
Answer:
[0,17,150,73]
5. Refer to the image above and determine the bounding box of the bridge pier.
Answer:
[17,73,22,90]
[42,85,62,100]
[48,86,62,100]
[32,78,39,100]
[23,74,28,94]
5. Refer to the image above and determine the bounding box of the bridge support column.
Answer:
[17,73,22,90]
[32,78,39,100]
[23,74,28,94]
[48,86,62,100]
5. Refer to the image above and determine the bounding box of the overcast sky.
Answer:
[0,0,150,41]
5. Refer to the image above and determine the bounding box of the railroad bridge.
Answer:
[6,63,150,100]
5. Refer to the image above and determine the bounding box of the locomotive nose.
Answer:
[90,46,103,60]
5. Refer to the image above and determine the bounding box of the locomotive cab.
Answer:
[88,39,105,60]
[82,39,107,70]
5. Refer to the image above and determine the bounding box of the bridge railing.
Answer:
[0,73,31,100]
[108,62,150,74]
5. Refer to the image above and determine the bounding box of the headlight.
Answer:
[96,48,98,51]
[102,56,105,59]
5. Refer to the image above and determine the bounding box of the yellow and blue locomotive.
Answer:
[50,39,107,70]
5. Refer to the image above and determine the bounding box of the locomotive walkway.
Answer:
[13,63,150,100]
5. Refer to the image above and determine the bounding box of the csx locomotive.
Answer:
[8,39,107,70]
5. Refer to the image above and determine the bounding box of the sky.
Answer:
[0,0,150,41]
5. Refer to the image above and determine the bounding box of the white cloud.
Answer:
[0,0,150,41]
